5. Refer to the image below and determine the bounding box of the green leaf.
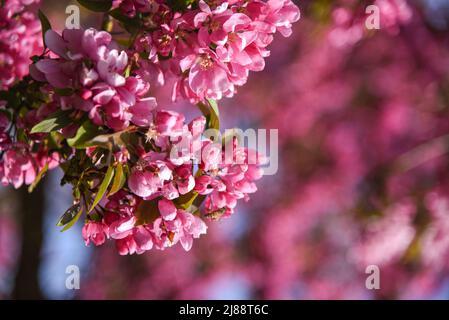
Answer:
[46,131,65,149]
[67,119,102,149]
[28,162,49,193]
[101,14,113,32]
[174,169,207,213]
[174,190,199,210]
[109,8,141,33]
[192,194,206,213]
[57,203,82,227]
[61,206,84,232]
[83,130,128,149]
[197,99,220,130]
[207,99,220,130]
[31,110,72,133]
[166,0,196,12]
[77,0,112,12]
[89,166,114,213]
[54,88,75,96]
[108,163,126,196]
[38,10,52,48]
[16,128,28,143]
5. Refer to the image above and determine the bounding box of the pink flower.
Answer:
[81,28,113,61]
[32,28,157,131]
[44,29,83,60]
[162,182,180,200]
[97,49,128,86]
[0,1,43,89]
[129,0,301,102]
[152,200,208,251]
[128,158,172,198]
[175,210,208,251]
[104,190,140,216]
[158,198,177,221]
[181,49,233,100]
[108,215,137,239]
[115,225,154,255]
[188,116,207,139]
[101,76,156,130]
[201,140,223,171]
[174,165,195,195]
[194,1,230,47]
[195,143,264,218]
[82,221,108,246]
[154,110,185,137]
[0,146,36,189]
[130,96,157,127]
[116,234,138,255]
[263,0,301,37]
[133,225,154,252]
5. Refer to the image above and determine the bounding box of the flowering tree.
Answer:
[0,0,300,255]
[5,0,449,301]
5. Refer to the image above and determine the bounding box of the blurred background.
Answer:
[3,0,449,299]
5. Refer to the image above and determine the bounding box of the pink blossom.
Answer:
[97,49,128,86]
[196,143,264,217]
[108,215,137,240]
[0,1,43,89]
[128,158,172,198]
[31,28,157,131]
[262,0,301,37]
[115,225,154,255]
[85,190,208,254]
[173,165,195,195]
[129,0,301,102]
[158,198,178,221]
[194,1,230,47]
[82,221,109,246]
[0,146,36,189]
[183,49,233,101]
[153,200,208,251]
[154,110,185,137]
[115,234,138,255]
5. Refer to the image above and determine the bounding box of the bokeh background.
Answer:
[3,0,449,299]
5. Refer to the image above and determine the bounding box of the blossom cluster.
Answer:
[0,86,61,189]
[0,139,60,189]
[26,28,265,253]
[119,0,300,102]
[0,0,43,90]
[0,1,58,188]
[14,26,265,254]
[81,108,264,254]
[83,191,209,254]
[0,0,297,256]
[30,28,157,131]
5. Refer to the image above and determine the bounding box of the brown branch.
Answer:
[12,182,46,299]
